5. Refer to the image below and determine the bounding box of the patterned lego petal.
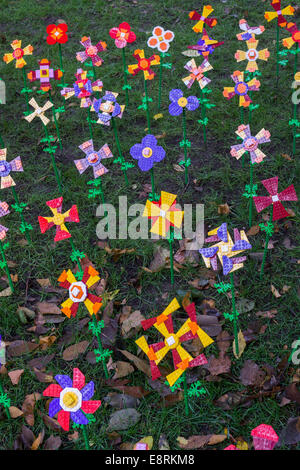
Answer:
[199,246,219,258]
[222,255,233,275]
[232,240,252,251]
[81,400,101,414]
[70,409,89,426]
[57,409,70,431]
[49,398,61,417]
[72,368,85,390]
[43,384,63,397]
[54,374,73,389]
[217,223,228,242]
[80,381,95,401]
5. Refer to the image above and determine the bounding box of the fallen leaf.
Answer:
[158,434,170,450]
[104,392,140,409]
[43,435,62,450]
[63,341,89,361]
[106,408,141,432]
[35,302,61,315]
[285,383,300,405]
[255,309,277,319]
[9,406,24,418]
[7,340,39,357]
[112,361,134,380]
[246,225,260,236]
[121,310,145,338]
[235,299,255,314]
[31,429,45,450]
[271,284,281,298]
[36,279,51,288]
[233,330,247,359]
[177,434,226,449]
[33,367,53,383]
[279,417,300,445]
[119,349,152,377]
[22,393,42,426]
[239,360,266,386]
[8,369,24,385]
[218,203,230,215]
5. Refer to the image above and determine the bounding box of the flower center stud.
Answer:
[178,97,188,107]
[244,137,258,151]
[13,48,24,59]
[63,391,78,408]
[139,59,149,70]
[69,281,87,303]
[246,49,258,61]
[52,212,65,226]
[235,81,249,96]
[272,195,279,202]
[60,387,82,412]
[142,147,153,158]
[165,334,179,349]
[86,45,98,57]
[87,152,99,165]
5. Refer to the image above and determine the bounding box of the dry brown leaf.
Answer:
[177,434,226,449]
[36,279,51,288]
[121,310,145,338]
[39,335,57,350]
[271,284,281,298]
[255,309,277,318]
[8,369,24,385]
[246,225,260,236]
[22,392,42,426]
[218,203,230,215]
[112,361,134,380]
[35,302,61,315]
[63,340,89,361]
[233,330,247,359]
[33,367,54,383]
[9,406,24,418]
[119,349,152,377]
[31,429,45,450]
[8,340,39,357]
[239,360,266,386]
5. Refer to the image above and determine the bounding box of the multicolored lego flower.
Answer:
[38,197,79,242]
[168,89,199,116]
[24,97,53,126]
[182,58,212,89]
[236,19,265,41]
[143,190,184,238]
[3,39,33,68]
[253,176,298,221]
[183,29,224,58]
[135,298,213,386]
[76,36,107,67]
[147,26,175,53]
[91,91,124,125]
[27,58,63,92]
[282,22,300,49]
[189,5,217,33]
[74,139,113,178]
[199,223,252,275]
[251,424,279,451]
[223,70,260,107]
[58,266,102,317]
[43,368,101,431]
[0,149,23,189]
[130,134,165,171]
[128,49,160,80]
[230,124,271,164]
[46,23,68,44]
[264,1,294,27]
[109,22,136,48]
[61,69,103,108]
[0,201,9,240]
[235,38,270,72]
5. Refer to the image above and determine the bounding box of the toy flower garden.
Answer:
[0,0,299,453]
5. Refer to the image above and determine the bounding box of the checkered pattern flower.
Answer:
[27,58,63,92]
[0,201,9,240]
[147,26,174,53]
[0,149,23,190]
[76,36,107,67]
[91,91,125,125]
[130,134,165,172]
[136,299,213,386]
[168,89,199,116]
[236,19,265,41]
[61,69,103,108]
[235,38,270,72]
[223,70,260,107]
[43,368,101,431]
[183,28,224,58]
[24,97,53,126]
[74,139,113,178]
[143,190,184,238]
[230,124,271,164]
[182,58,213,89]
[253,176,298,221]
[264,1,294,27]
[3,39,33,68]
[46,23,68,44]
[109,22,136,48]
[199,223,252,275]
[58,266,102,317]
[282,22,300,49]
[189,5,217,33]
[128,49,160,80]
[38,197,79,242]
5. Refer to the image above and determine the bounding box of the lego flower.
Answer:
[91,91,124,125]
[58,266,102,317]
[143,190,184,238]
[24,97,53,126]
[189,5,217,33]
[130,134,165,171]
[76,36,107,67]
[168,89,199,116]
[183,29,224,59]
[147,26,174,53]
[235,38,270,72]
[223,70,260,107]
[109,22,136,48]
[237,19,265,41]
[75,139,113,178]
[43,368,101,431]
[46,23,68,44]
[27,58,63,92]
[264,1,294,27]
[230,124,271,164]
[38,197,79,242]
[128,49,160,80]
[61,69,103,108]
[182,58,212,89]
[0,149,23,190]
[282,22,300,49]
[3,39,33,69]
[253,176,298,221]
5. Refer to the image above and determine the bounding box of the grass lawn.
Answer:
[0,0,299,451]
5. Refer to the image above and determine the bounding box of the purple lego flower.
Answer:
[168,89,199,116]
[130,134,165,171]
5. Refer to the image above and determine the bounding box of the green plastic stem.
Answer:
[43,124,62,193]
[230,272,239,357]
[182,108,188,186]
[260,204,274,279]
[0,134,4,148]
[158,52,163,111]
[22,67,30,114]
[168,227,174,285]
[69,238,83,276]
[276,23,280,84]
[150,167,155,198]
[0,380,11,419]
[292,45,299,156]
[249,159,254,227]
[81,426,90,450]
[97,177,107,217]
[92,315,109,379]
[48,92,62,150]
[111,117,129,186]
[0,240,14,293]
[144,77,151,132]
[58,43,65,86]
[200,88,207,144]
[122,48,129,107]
[11,186,31,244]
[87,107,93,141]
[183,370,189,416]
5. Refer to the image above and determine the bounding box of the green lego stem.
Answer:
[0,379,11,419]
[87,107,94,141]
[182,108,188,186]
[276,23,280,84]
[81,425,90,450]
[183,371,189,416]
[122,48,129,107]
[260,204,274,279]
[249,159,254,227]
[0,240,14,293]
[11,186,31,244]
[168,226,174,285]
[158,52,163,111]
[43,124,62,193]
[48,92,62,150]
[144,77,151,132]
[200,88,207,145]
[111,117,129,186]
[58,43,65,86]
[22,67,30,114]
[230,272,239,357]
[292,45,299,156]
[69,238,83,276]
[92,315,109,379]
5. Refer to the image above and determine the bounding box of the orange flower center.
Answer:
[139,58,149,70]
[13,48,24,59]
[86,45,98,57]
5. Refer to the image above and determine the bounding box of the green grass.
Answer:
[0,0,299,450]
